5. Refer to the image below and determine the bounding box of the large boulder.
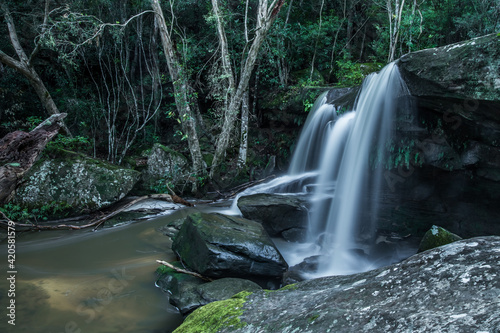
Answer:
[174,236,500,333]
[172,212,288,285]
[14,150,140,213]
[397,33,500,103]
[237,193,310,242]
[136,143,189,194]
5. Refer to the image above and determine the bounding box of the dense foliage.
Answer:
[1,0,498,181]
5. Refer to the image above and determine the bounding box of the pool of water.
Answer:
[0,207,200,333]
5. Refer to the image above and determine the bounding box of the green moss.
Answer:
[418,225,462,252]
[173,291,251,333]
[308,314,320,323]
[279,283,298,291]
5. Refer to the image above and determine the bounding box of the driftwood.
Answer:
[209,174,277,199]
[156,259,213,281]
[0,193,193,232]
[0,113,67,204]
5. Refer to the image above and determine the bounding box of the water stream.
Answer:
[0,209,194,333]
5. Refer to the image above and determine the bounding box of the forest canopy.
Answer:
[1,0,499,179]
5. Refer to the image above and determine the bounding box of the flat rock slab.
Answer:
[176,236,500,333]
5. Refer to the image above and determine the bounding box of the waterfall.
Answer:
[290,62,410,276]
[232,62,411,277]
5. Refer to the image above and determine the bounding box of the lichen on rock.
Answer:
[14,149,140,214]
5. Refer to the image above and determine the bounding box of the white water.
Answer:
[237,62,412,277]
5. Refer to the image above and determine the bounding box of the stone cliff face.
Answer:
[374,34,500,239]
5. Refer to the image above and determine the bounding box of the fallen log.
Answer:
[0,193,192,231]
[0,113,67,204]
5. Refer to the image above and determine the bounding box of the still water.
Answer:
[0,207,199,333]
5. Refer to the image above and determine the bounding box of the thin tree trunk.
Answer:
[310,0,325,81]
[238,89,250,168]
[151,0,205,186]
[210,0,285,178]
[0,4,71,136]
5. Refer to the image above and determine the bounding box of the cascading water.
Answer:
[233,62,412,277]
[289,62,411,277]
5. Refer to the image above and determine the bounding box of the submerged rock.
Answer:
[237,193,310,242]
[172,212,288,284]
[175,236,500,333]
[14,150,140,213]
[418,225,462,252]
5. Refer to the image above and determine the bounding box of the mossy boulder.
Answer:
[398,33,500,102]
[173,291,253,333]
[14,150,140,214]
[177,236,500,332]
[172,212,288,284]
[137,143,189,194]
[418,225,462,252]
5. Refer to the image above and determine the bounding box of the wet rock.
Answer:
[14,149,140,214]
[156,263,261,315]
[418,225,462,252]
[237,193,310,242]
[176,236,500,333]
[171,212,288,284]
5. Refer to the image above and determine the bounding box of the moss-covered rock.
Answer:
[173,291,252,333]
[418,225,462,252]
[156,262,262,315]
[13,149,140,214]
[136,143,189,194]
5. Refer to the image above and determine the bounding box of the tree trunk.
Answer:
[0,4,71,136]
[238,89,250,168]
[151,0,205,186]
[210,0,285,178]
[0,113,67,204]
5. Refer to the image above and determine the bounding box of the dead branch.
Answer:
[0,193,193,232]
[0,113,67,204]
[156,260,213,282]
